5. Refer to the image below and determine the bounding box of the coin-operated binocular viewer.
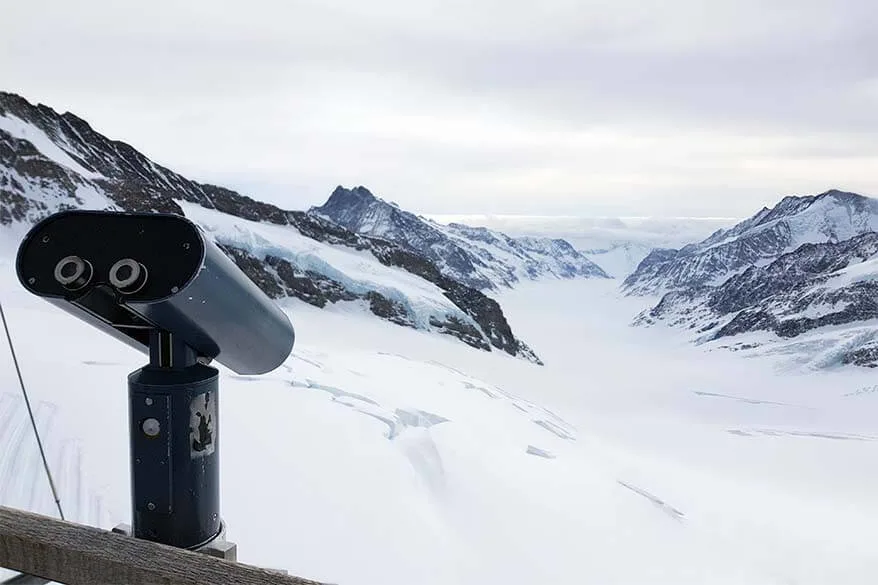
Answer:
[16,211,295,551]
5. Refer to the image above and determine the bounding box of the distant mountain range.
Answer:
[0,91,610,364]
[425,215,736,279]
[6,90,877,369]
[311,186,608,290]
[631,190,878,367]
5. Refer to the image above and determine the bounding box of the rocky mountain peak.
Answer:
[311,186,609,289]
[325,185,378,207]
[310,185,423,242]
[818,188,867,201]
[752,190,869,229]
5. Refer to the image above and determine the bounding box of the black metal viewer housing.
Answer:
[15,210,296,550]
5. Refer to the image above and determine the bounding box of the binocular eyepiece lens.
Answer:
[110,259,148,294]
[53,256,93,291]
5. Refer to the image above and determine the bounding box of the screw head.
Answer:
[41,235,49,243]
[142,418,161,438]
[145,397,153,406]
[27,277,35,285]
[183,242,191,250]
[147,502,156,511]
[171,286,179,293]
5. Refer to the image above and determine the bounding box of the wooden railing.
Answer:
[0,507,326,585]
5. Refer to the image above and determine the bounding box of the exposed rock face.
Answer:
[842,343,878,368]
[311,186,608,291]
[0,91,542,363]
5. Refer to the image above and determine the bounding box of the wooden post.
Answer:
[0,507,327,585]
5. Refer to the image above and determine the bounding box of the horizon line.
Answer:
[422,213,743,221]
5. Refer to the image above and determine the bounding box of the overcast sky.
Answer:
[3,0,876,217]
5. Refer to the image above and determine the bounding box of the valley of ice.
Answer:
[2,249,877,584]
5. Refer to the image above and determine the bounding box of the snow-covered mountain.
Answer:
[632,192,878,368]
[623,190,878,296]
[310,186,609,290]
[637,232,878,367]
[5,95,878,585]
[0,91,540,363]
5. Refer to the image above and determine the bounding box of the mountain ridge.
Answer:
[623,189,878,296]
[633,192,878,368]
[311,185,609,291]
[0,91,542,363]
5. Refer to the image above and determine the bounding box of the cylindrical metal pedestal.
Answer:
[128,364,221,549]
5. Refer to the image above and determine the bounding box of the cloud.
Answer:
[2,0,876,216]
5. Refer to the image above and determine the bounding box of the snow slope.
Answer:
[0,113,101,180]
[2,265,877,584]
[0,110,117,232]
[179,200,482,334]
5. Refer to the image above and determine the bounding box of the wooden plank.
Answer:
[0,507,327,585]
